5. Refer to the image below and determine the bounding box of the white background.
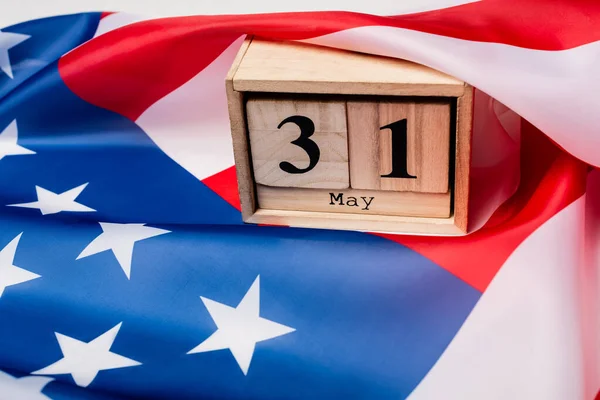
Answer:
[0,0,478,27]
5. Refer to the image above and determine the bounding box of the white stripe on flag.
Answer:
[302,26,600,169]
[93,13,145,38]
[152,0,481,16]
[0,0,482,29]
[582,169,600,398]
[135,36,246,181]
[407,196,587,400]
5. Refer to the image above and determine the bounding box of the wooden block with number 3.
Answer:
[246,97,349,189]
[348,100,451,193]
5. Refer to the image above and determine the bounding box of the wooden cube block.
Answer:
[226,38,473,235]
[246,97,349,189]
[347,100,450,193]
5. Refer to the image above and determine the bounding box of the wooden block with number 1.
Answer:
[348,99,451,193]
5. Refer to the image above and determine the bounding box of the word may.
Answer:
[329,193,375,210]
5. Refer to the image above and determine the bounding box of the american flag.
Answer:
[0,1,598,399]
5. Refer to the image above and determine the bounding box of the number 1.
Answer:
[380,119,416,179]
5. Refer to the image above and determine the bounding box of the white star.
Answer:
[0,233,41,298]
[0,370,53,400]
[0,30,30,79]
[31,322,141,388]
[0,120,35,161]
[7,184,95,215]
[77,222,170,279]
[188,275,295,375]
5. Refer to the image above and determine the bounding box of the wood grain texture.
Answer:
[347,102,380,190]
[246,97,349,189]
[233,39,465,97]
[257,185,451,218]
[348,100,451,193]
[225,38,254,221]
[453,86,474,233]
[248,209,463,236]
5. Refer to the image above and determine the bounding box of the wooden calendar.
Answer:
[225,38,473,235]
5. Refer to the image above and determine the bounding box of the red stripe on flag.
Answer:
[202,166,241,211]
[373,121,589,292]
[59,26,241,121]
[58,12,374,121]
[100,12,115,19]
[389,0,600,51]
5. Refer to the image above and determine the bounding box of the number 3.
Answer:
[278,115,320,174]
